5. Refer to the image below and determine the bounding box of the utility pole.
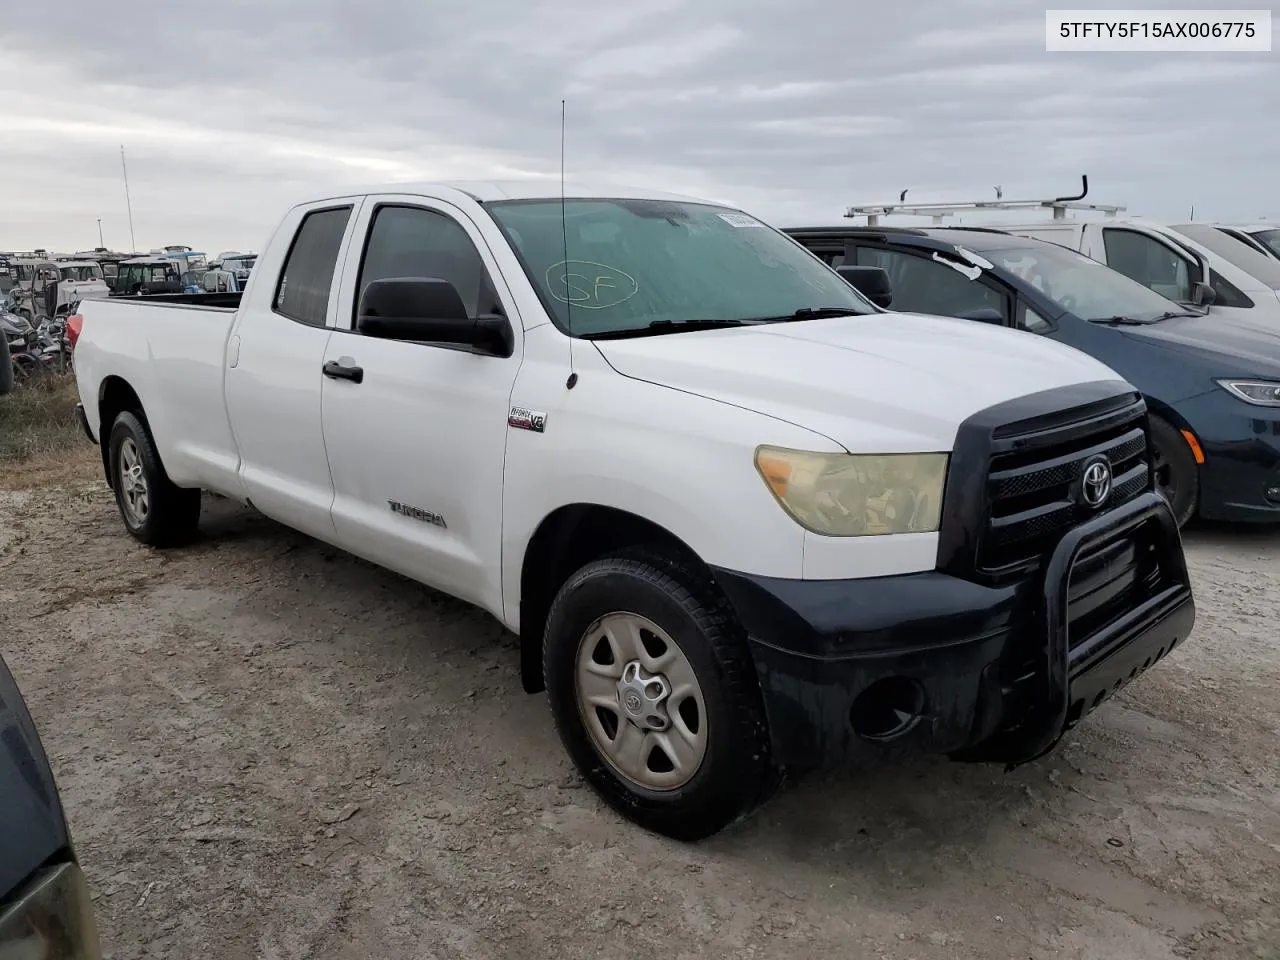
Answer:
[97,218,104,248]
[120,145,136,251]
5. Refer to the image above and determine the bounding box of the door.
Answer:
[223,199,363,541]
[320,197,523,613]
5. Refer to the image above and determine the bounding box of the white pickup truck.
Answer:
[68,181,1195,840]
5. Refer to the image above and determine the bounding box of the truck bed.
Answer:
[105,291,243,310]
[73,295,245,498]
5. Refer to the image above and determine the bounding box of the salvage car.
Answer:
[787,225,1280,527]
[0,650,103,958]
[68,182,1195,840]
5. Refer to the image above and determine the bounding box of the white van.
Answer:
[1227,224,1280,260]
[1003,219,1280,331]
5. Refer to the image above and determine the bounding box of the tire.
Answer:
[1150,415,1198,528]
[107,410,202,547]
[542,548,778,841]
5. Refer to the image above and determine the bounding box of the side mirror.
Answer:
[1190,280,1217,307]
[357,278,513,357]
[955,307,1006,325]
[836,265,893,308]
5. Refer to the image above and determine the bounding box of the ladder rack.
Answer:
[844,175,1126,226]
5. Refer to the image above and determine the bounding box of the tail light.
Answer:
[66,313,83,350]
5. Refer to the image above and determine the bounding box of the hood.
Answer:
[593,312,1122,452]
[1118,312,1280,377]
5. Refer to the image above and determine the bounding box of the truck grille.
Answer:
[977,396,1151,574]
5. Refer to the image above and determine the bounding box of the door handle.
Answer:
[322,360,364,383]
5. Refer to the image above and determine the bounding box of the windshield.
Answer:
[60,264,104,282]
[485,198,873,336]
[986,242,1189,323]
[1247,228,1280,261]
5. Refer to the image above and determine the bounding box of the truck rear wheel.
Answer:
[542,549,778,841]
[107,411,201,547]
[1150,415,1198,528]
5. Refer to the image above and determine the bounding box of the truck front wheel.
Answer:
[542,549,778,841]
[107,411,201,547]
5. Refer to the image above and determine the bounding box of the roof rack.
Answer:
[844,175,1126,226]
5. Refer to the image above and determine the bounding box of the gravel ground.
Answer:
[1,457,1278,960]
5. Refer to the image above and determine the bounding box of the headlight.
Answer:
[754,446,948,536]
[1217,379,1280,406]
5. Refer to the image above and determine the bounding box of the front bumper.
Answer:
[712,492,1195,770]
[1177,389,1280,522]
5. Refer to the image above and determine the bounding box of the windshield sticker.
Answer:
[546,260,639,310]
[931,252,981,281]
[717,212,765,228]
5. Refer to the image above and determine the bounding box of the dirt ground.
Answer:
[1,444,1278,960]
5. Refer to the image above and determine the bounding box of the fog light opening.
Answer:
[850,676,926,743]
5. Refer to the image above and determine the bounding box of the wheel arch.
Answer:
[97,375,146,487]
[517,503,711,694]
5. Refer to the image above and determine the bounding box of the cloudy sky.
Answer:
[1,0,1275,254]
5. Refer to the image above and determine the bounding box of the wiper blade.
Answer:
[748,306,866,322]
[581,318,746,340]
[1092,315,1152,326]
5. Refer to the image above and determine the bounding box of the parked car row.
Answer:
[819,180,1280,528]
[0,245,258,312]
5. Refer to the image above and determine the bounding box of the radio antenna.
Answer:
[561,98,577,387]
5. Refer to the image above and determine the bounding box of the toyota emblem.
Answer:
[1081,457,1112,508]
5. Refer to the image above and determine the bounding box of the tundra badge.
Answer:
[508,406,547,433]
[388,500,447,528]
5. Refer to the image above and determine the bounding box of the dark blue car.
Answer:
[785,226,1280,527]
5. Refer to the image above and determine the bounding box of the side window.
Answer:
[1019,304,1053,334]
[854,247,1009,320]
[800,246,844,268]
[1102,229,1191,301]
[273,206,353,326]
[353,205,498,327]
[1208,269,1254,309]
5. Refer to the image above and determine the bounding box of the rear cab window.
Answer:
[273,206,354,327]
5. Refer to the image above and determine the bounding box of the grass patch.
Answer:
[0,372,99,489]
